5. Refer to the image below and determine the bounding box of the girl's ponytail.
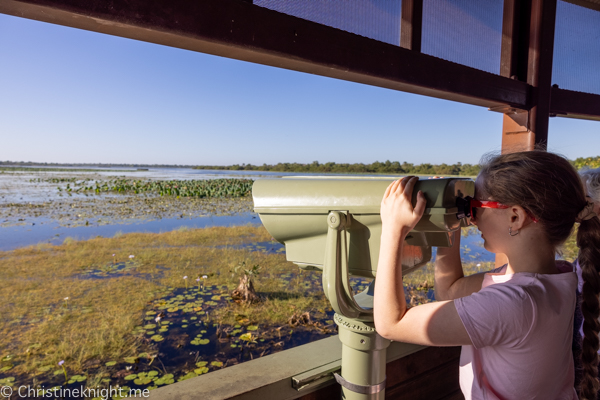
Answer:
[577,215,600,400]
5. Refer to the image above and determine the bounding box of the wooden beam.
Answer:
[499,0,536,156]
[0,0,529,110]
[400,0,423,52]
[500,0,530,81]
[496,0,554,269]
[551,87,600,121]
[497,0,558,156]
[526,0,558,147]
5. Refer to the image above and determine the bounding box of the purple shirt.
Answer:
[455,263,578,399]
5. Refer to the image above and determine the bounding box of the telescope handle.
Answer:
[322,211,374,321]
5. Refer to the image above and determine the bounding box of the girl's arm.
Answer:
[373,177,472,346]
[435,230,485,301]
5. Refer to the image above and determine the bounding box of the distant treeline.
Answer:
[194,161,482,176]
[194,155,600,175]
[573,156,600,170]
[3,155,598,174]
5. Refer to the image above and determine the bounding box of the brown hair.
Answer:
[478,151,600,399]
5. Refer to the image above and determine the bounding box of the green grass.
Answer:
[4,223,552,390]
[0,225,334,386]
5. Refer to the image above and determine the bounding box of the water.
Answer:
[0,166,495,262]
[0,213,260,251]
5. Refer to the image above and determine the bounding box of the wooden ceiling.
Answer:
[1,0,598,139]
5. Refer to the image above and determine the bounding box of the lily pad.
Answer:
[247,325,258,331]
[196,361,208,367]
[240,333,255,342]
[105,361,117,367]
[211,361,223,368]
[151,335,164,342]
[178,372,197,381]
[124,374,138,381]
[123,357,138,364]
[194,367,209,375]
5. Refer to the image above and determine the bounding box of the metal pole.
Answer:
[334,314,390,400]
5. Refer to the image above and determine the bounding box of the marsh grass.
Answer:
[0,223,518,392]
[0,225,336,389]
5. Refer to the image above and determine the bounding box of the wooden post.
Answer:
[400,0,423,51]
[496,0,557,268]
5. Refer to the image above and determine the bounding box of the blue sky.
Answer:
[0,12,598,166]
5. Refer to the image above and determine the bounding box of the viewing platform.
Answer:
[148,338,462,400]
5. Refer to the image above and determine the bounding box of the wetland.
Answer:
[0,167,529,399]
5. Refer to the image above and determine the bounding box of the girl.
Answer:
[373,151,600,399]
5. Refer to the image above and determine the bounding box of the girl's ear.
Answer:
[509,206,529,231]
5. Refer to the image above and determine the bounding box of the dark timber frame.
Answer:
[1,0,598,125]
[2,0,598,119]
[1,1,599,398]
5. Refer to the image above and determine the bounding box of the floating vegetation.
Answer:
[38,177,254,198]
[0,192,253,228]
[1,172,256,229]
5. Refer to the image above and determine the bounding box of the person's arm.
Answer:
[435,230,485,301]
[373,177,472,346]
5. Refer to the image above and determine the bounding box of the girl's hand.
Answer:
[380,176,427,238]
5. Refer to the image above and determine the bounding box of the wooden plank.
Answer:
[400,0,423,52]
[526,0,558,145]
[500,0,530,81]
[385,347,461,400]
[298,346,462,400]
[0,0,529,110]
[297,383,340,400]
[551,87,600,121]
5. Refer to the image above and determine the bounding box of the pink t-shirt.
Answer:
[455,263,578,400]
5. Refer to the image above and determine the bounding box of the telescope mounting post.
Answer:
[324,211,390,400]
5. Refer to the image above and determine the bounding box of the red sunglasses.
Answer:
[456,196,539,223]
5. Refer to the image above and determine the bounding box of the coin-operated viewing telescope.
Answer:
[253,177,473,400]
